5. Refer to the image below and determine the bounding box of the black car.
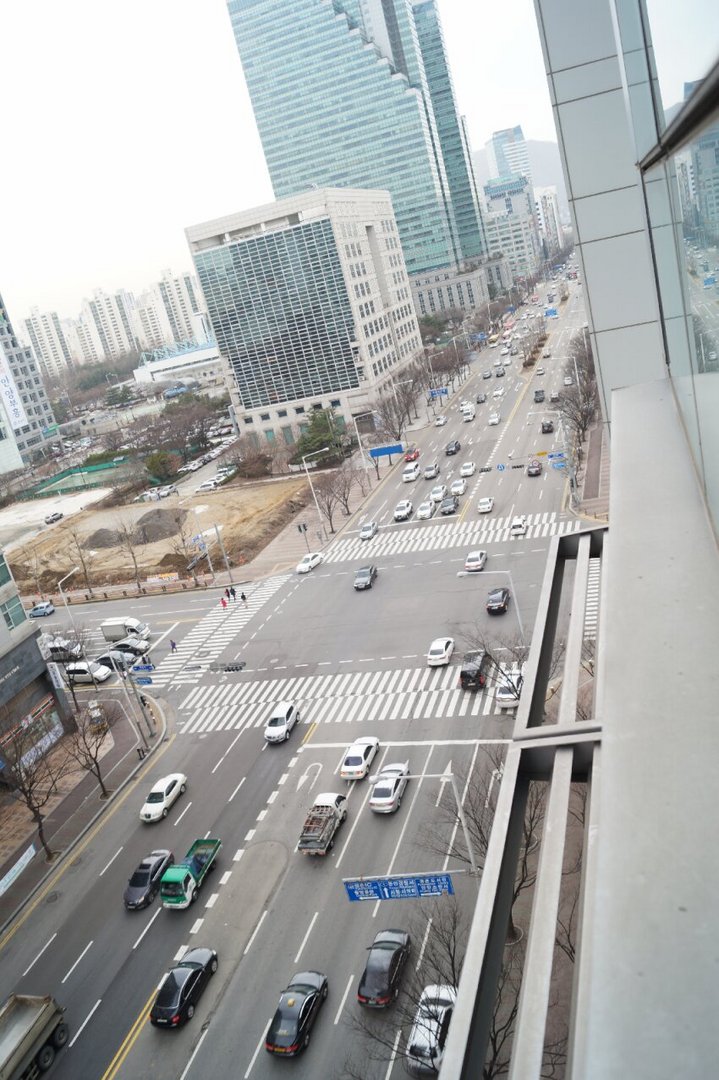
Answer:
[96,650,135,672]
[527,460,543,476]
[541,419,554,433]
[440,495,459,515]
[445,440,461,456]
[354,565,378,590]
[265,970,328,1056]
[476,393,487,404]
[357,929,411,1007]
[150,947,218,1027]
[495,367,505,377]
[459,650,492,691]
[486,587,510,614]
[124,849,173,909]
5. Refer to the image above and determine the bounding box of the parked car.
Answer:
[140,773,187,822]
[28,601,55,618]
[394,500,413,522]
[440,495,459,515]
[459,650,492,691]
[340,736,380,780]
[359,521,378,541]
[44,512,63,524]
[406,985,457,1076]
[265,971,328,1056]
[550,390,560,402]
[357,929,411,1008]
[150,947,218,1027]
[564,375,573,385]
[478,496,495,514]
[536,366,545,376]
[296,552,323,574]
[496,672,524,710]
[486,587,511,615]
[123,849,174,910]
[427,637,455,666]
[65,660,113,684]
[354,565,378,590]
[369,762,410,813]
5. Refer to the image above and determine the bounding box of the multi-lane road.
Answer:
[1,284,593,1079]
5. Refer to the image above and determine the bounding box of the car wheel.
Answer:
[284,730,290,741]
[162,808,168,818]
[186,1004,195,1020]
[322,982,328,999]
[36,1044,55,1071]
[180,784,186,793]
[52,1023,69,1049]
[341,810,347,822]
[210,957,218,974]
[396,798,401,810]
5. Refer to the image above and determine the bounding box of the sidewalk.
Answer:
[576,420,610,522]
[0,699,166,932]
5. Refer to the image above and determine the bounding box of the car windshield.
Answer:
[356,571,370,580]
[268,716,284,727]
[129,869,150,887]
[429,645,445,655]
[146,791,165,803]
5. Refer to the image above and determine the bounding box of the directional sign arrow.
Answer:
[297,762,323,792]
[436,761,453,807]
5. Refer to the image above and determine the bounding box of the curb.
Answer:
[0,699,169,940]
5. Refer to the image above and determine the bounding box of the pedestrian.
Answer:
[225,587,231,600]
[170,639,177,653]
[220,596,227,610]
[240,591,247,606]
[229,586,237,601]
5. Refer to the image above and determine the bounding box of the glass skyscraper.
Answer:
[225,0,486,276]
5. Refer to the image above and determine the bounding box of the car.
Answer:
[459,399,472,410]
[156,484,178,497]
[475,393,487,404]
[496,672,524,710]
[95,650,135,672]
[460,461,476,477]
[427,637,455,666]
[423,462,440,479]
[369,762,410,813]
[482,370,492,379]
[477,496,495,514]
[123,849,174,910]
[536,366,545,376]
[340,736,380,780]
[541,419,554,433]
[564,375,573,385]
[359,520,378,541]
[405,448,420,462]
[459,649,492,691]
[416,501,435,520]
[65,660,113,685]
[140,773,187,822]
[434,415,447,427]
[445,440,460,456]
[543,350,551,358]
[357,929,411,1007]
[40,635,82,662]
[264,701,300,743]
[439,494,459,515]
[150,947,218,1028]
[296,551,323,574]
[527,460,543,476]
[28,601,55,618]
[495,367,505,377]
[406,984,457,1076]
[112,636,150,657]
[486,587,511,614]
[500,346,510,356]
[464,549,487,572]
[450,478,466,496]
[265,971,328,1056]
[354,565,378,590]
[44,512,63,524]
[489,340,498,348]
[429,484,447,503]
[195,478,220,492]
[394,500,413,521]
[510,515,527,537]
[510,347,518,356]
[492,387,504,400]
[488,412,501,425]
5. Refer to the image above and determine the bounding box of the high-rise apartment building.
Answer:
[534,185,562,254]
[62,317,104,366]
[187,188,422,443]
[80,289,139,361]
[224,0,486,277]
[0,293,57,472]
[485,124,532,185]
[154,269,203,344]
[132,291,174,352]
[23,308,74,381]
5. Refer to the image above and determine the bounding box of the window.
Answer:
[295,406,305,415]
[0,555,11,587]
[243,416,254,425]
[1,594,26,630]
[277,409,287,417]
[260,412,270,421]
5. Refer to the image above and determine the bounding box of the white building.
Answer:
[0,292,57,472]
[23,308,74,380]
[483,175,542,278]
[534,186,562,254]
[62,317,104,366]
[410,256,510,317]
[80,288,139,361]
[153,269,204,344]
[132,290,175,351]
[485,125,532,185]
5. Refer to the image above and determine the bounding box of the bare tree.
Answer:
[67,526,95,596]
[64,700,122,800]
[167,511,202,581]
[559,331,600,463]
[332,462,359,516]
[115,517,143,589]
[372,386,410,442]
[313,471,341,534]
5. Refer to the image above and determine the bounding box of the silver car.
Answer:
[369,762,409,813]
[359,521,378,540]
[406,985,457,1075]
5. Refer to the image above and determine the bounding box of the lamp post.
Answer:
[351,411,374,481]
[302,447,329,544]
[57,567,80,634]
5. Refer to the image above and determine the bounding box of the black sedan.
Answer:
[486,587,511,614]
[124,849,173,910]
[265,970,328,1056]
[445,440,461,456]
[97,650,135,673]
[357,929,411,1007]
[476,393,487,404]
[150,947,218,1027]
[541,419,554,433]
[527,460,543,476]
[440,495,459,515]
[354,565,378,590]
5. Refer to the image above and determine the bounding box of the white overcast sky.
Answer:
[0,0,712,322]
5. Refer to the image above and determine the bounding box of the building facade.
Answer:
[534,185,562,254]
[485,124,532,185]
[187,188,422,444]
[410,255,510,316]
[482,176,542,278]
[23,308,74,381]
[80,289,139,362]
[0,293,57,471]
[154,268,204,344]
[224,0,486,277]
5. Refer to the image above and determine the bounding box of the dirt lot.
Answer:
[9,478,309,594]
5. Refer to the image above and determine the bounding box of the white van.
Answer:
[402,462,421,482]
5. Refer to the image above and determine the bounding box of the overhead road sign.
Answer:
[132,664,155,672]
[134,677,153,686]
[369,444,403,459]
[428,387,449,399]
[343,872,455,903]
[547,451,566,460]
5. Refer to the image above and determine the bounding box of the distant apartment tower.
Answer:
[486,125,533,186]
[63,317,104,365]
[0,293,57,472]
[23,308,74,380]
[80,289,138,361]
[483,176,542,278]
[154,269,203,344]
[224,0,486,276]
[187,188,422,444]
[534,186,562,253]
[132,291,174,352]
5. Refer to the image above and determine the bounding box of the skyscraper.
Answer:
[224,0,485,275]
[485,125,532,186]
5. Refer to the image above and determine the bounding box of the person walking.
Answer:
[220,596,228,610]
[229,586,237,601]
[170,639,178,653]
[225,587,231,601]
[240,591,248,606]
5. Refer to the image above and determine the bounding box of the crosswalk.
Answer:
[584,558,600,641]
[176,663,515,736]
[148,574,292,687]
[325,512,581,562]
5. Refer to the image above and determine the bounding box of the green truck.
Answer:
[0,994,68,1080]
[160,838,221,909]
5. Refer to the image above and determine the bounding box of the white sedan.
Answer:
[488,413,501,426]
[429,484,448,503]
[450,478,466,496]
[434,415,448,427]
[460,461,476,477]
[359,521,379,541]
[416,500,436,520]
[340,736,380,780]
[464,549,488,572]
[140,773,187,823]
[427,637,455,667]
[564,375,573,385]
[478,496,495,514]
[369,762,410,814]
[296,552,323,574]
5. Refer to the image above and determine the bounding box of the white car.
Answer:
[434,415,448,427]
[140,773,187,822]
[496,672,524,710]
[488,412,501,426]
[65,660,113,685]
[394,500,414,521]
[460,461,476,477]
[195,478,219,492]
[492,387,504,399]
[416,500,435,520]
[427,637,455,666]
[369,762,410,814]
[450,478,466,496]
[296,552,323,574]
[500,346,510,356]
[429,484,447,503]
[459,400,472,411]
[264,701,300,743]
[359,520,378,540]
[406,985,457,1075]
[536,366,545,376]
[510,515,528,537]
[564,375,573,385]
[340,736,380,780]
[464,549,487,572]
[478,496,495,514]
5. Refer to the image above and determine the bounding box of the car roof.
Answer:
[348,736,379,749]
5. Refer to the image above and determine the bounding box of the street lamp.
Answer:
[351,411,374,481]
[302,447,329,544]
[57,567,80,634]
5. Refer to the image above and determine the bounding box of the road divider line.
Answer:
[100,988,156,1080]
[205,892,218,909]
[294,911,318,963]
[244,1026,269,1079]
[178,1026,210,1080]
[22,932,57,977]
[190,917,204,934]
[334,974,354,1025]
[416,916,433,972]
[61,940,93,984]
[99,846,123,877]
[256,809,267,821]
[234,848,245,862]
[69,998,102,1048]
[244,828,256,842]
[243,909,268,956]
[229,776,246,802]
[173,801,193,827]
[132,907,161,950]
[384,1028,403,1080]
[302,721,318,745]
[219,870,232,885]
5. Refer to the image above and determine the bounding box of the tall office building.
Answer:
[23,308,74,381]
[224,0,486,276]
[80,288,139,361]
[483,175,542,277]
[485,124,533,185]
[0,293,57,472]
[187,188,422,444]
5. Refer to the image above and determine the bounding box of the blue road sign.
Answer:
[552,462,566,471]
[547,451,566,460]
[344,873,454,903]
[496,463,506,471]
[134,676,153,686]
[428,387,449,399]
[132,664,155,672]
[369,444,403,459]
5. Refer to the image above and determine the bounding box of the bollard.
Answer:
[137,747,146,761]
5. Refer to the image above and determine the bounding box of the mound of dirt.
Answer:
[84,527,122,549]
[132,508,188,545]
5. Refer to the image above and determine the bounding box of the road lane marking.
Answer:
[229,777,246,802]
[61,939,93,983]
[190,918,204,934]
[212,729,244,774]
[100,988,156,1080]
[99,846,123,877]
[178,1027,210,1080]
[220,871,232,885]
[205,892,218,909]
[172,801,193,827]
[294,910,318,963]
[256,809,267,821]
[334,973,354,1025]
[245,829,256,842]
[267,790,278,804]
[69,998,102,1048]
[416,916,433,971]
[243,909,268,955]
[22,932,57,976]
[234,849,245,862]
[243,1027,269,1079]
[302,721,319,745]
[132,907,161,950]
[384,1028,403,1080]
[174,944,189,962]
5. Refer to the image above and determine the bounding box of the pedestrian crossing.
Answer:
[176,663,515,735]
[148,575,292,687]
[584,558,600,641]
[325,513,581,562]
